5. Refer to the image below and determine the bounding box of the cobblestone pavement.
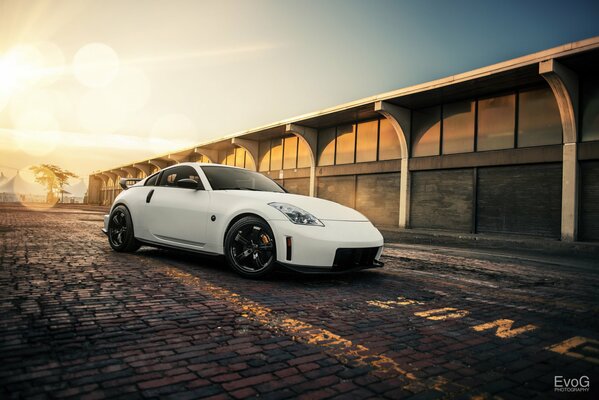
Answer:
[1,204,598,399]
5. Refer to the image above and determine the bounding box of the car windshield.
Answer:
[201,166,286,193]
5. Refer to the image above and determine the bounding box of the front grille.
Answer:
[332,247,380,271]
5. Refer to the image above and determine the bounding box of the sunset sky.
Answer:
[1,0,599,184]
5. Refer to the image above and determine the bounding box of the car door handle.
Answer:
[146,189,155,203]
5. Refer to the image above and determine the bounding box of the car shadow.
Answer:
[136,245,386,288]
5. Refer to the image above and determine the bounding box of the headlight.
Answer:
[268,202,324,226]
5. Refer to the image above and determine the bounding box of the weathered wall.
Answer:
[410,169,474,232]
[580,160,599,241]
[476,163,562,238]
[355,173,400,227]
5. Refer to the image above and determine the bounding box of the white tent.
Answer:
[0,172,47,203]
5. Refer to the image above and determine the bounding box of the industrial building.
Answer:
[88,37,599,242]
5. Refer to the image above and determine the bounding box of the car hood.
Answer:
[215,190,369,221]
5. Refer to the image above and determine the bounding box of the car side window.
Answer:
[158,166,203,188]
[145,172,159,186]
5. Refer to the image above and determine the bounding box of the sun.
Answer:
[0,45,44,95]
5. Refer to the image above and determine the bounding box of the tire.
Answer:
[224,216,277,278]
[108,205,141,252]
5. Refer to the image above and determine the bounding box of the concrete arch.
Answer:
[539,59,580,241]
[194,148,219,163]
[375,101,412,228]
[148,159,171,170]
[285,124,317,197]
[231,138,259,171]
[540,59,578,144]
[132,163,153,177]
[120,167,138,178]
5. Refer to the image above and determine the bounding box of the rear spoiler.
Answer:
[119,178,142,190]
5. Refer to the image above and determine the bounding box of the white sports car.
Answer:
[103,163,384,278]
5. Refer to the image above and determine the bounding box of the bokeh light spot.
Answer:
[78,90,126,133]
[73,43,120,87]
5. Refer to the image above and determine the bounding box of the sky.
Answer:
[1,0,598,183]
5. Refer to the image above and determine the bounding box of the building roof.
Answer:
[93,36,599,175]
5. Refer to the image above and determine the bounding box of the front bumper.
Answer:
[268,219,384,271]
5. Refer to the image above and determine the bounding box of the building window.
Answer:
[335,124,356,164]
[197,154,212,163]
[297,138,312,168]
[283,136,298,169]
[378,118,402,160]
[219,149,236,166]
[235,148,246,168]
[356,120,378,163]
[317,127,336,166]
[412,106,441,157]
[582,77,599,142]
[477,94,515,151]
[258,140,271,171]
[518,87,562,147]
[442,100,475,154]
[270,139,283,171]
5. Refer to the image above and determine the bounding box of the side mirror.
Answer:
[177,178,201,190]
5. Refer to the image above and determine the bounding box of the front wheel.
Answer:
[108,205,141,252]
[224,216,277,278]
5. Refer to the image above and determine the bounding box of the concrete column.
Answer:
[286,124,318,197]
[87,175,103,204]
[231,138,259,171]
[374,101,411,228]
[102,172,118,204]
[540,59,579,241]
[194,148,219,163]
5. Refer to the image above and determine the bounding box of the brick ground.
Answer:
[0,204,597,399]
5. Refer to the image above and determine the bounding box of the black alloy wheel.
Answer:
[108,205,141,252]
[225,216,276,278]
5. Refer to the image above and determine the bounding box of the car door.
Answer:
[144,165,210,250]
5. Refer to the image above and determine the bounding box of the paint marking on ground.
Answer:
[367,296,424,309]
[472,319,537,338]
[546,336,599,364]
[163,267,438,390]
[414,307,469,321]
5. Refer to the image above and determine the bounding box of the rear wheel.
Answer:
[224,216,276,278]
[108,205,141,252]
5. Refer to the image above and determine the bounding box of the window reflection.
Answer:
[335,124,356,164]
[258,140,271,171]
[283,136,298,169]
[412,106,441,157]
[582,77,599,142]
[378,118,401,160]
[297,138,312,168]
[442,101,474,154]
[317,127,336,166]
[477,94,515,151]
[518,87,562,147]
[356,120,378,163]
[235,148,246,168]
[270,139,283,171]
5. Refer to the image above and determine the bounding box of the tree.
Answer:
[29,164,78,203]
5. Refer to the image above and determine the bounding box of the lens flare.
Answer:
[73,43,120,87]
[149,114,197,154]
[13,109,62,156]
[77,89,126,133]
